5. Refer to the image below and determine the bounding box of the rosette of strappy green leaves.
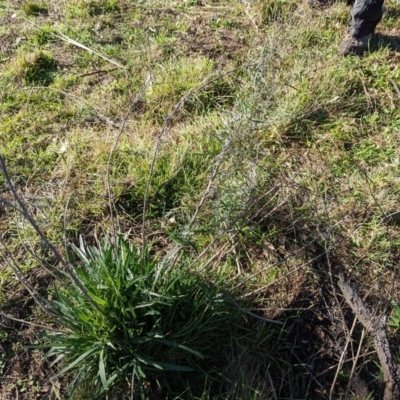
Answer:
[41,237,247,398]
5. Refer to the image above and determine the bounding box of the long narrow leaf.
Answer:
[135,355,194,372]
[99,349,108,390]
[52,347,98,379]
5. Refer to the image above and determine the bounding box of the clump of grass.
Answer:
[40,236,277,398]
[146,56,234,122]
[32,24,56,45]
[2,0,400,397]
[22,1,48,16]
[86,0,120,16]
[12,51,57,85]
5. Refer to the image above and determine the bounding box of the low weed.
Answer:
[39,236,280,398]
[22,1,48,16]
[31,24,57,46]
[146,56,234,122]
[86,0,120,16]
[10,51,57,85]
[1,0,400,398]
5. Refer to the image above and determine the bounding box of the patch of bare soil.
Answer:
[270,250,400,400]
[0,31,20,55]
[177,14,251,65]
[0,309,59,400]
[258,272,373,399]
[141,5,252,65]
[0,11,24,56]
[0,269,60,400]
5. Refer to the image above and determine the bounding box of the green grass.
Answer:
[22,1,48,16]
[36,236,282,399]
[1,0,400,398]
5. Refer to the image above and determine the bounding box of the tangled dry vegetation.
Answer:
[1,0,400,399]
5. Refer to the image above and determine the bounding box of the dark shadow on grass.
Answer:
[371,33,400,53]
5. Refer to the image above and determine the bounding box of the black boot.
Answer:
[338,0,384,55]
[338,33,373,55]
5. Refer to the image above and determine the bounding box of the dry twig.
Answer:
[74,67,119,81]
[0,157,105,316]
[390,78,400,99]
[106,79,150,243]
[338,274,400,400]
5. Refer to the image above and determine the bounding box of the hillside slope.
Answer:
[1,0,400,398]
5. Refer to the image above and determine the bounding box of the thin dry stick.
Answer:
[390,78,400,99]
[222,289,283,326]
[0,245,59,321]
[247,186,282,222]
[53,31,124,69]
[141,69,237,251]
[9,9,125,70]
[345,328,367,400]
[0,157,105,316]
[106,82,150,243]
[187,138,231,230]
[252,194,291,226]
[267,371,278,400]
[329,315,358,400]
[338,274,400,400]
[0,197,65,280]
[236,202,365,291]
[0,312,60,331]
[74,67,119,81]
[16,87,121,128]
[187,240,231,273]
[359,71,375,110]
[315,350,377,378]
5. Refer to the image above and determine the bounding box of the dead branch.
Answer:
[74,67,118,82]
[0,156,106,317]
[338,274,400,400]
[390,78,400,99]
[141,67,239,251]
[106,79,151,244]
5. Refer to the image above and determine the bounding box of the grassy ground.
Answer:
[1,0,400,398]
